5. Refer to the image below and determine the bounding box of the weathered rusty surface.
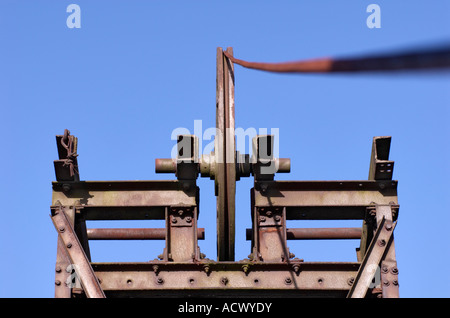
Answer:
[253,181,398,220]
[87,227,205,240]
[91,261,358,297]
[50,44,404,298]
[54,129,80,182]
[216,47,236,261]
[52,181,198,210]
[246,227,362,240]
[347,213,396,298]
[51,203,105,298]
[155,158,176,174]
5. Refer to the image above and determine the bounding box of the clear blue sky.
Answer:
[0,1,449,298]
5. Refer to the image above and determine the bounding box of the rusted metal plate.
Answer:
[52,181,198,220]
[253,181,398,220]
[91,261,359,297]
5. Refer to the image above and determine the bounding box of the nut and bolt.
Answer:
[391,267,399,275]
[392,280,399,286]
[284,277,292,285]
[220,277,229,286]
[266,211,273,217]
[171,218,177,224]
[274,215,281,222]
[378,239,386,247]
[347,277,355,286]
[259,216,266,222]
[55,266,62,273]
[178,209,184,216]
[185,216,192,223]
[66,243,72,249]
[383,280,390,286]
[242,265,250,274]
[385,223,393,231]
[59,227,65,233]
[156,278,164,285]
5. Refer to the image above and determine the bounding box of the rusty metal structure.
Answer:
[49,47,406,298]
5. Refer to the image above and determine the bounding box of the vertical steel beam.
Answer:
[251,207,289,262]
[53,204,75,298]
[359,136,396,260]
[164,206,199,262]
[51,203,105,298]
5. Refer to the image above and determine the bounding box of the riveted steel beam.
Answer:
[50,203,105,298]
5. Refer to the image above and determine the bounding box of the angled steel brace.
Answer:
[51,202,105,298]
[347,216,396,298]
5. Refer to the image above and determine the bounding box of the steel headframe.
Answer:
[50,48,400,298]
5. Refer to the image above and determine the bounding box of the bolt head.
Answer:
[221,277,229,285]
[284,277,292,285]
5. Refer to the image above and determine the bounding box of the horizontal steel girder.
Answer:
[51,180,198,220]
[88,262,359,297]
[253,181,398,220]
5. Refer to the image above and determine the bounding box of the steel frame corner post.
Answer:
[51,203,105,298]
[356,136,400,297]
[53,204,75,298]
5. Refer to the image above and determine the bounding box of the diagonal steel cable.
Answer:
[224,45,450,73]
